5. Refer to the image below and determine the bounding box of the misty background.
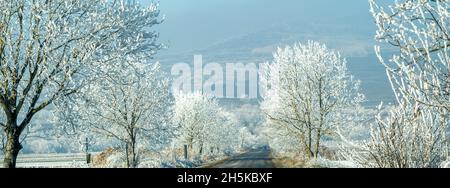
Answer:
[147,0,395,106]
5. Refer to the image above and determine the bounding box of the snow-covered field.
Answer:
[0,153,90,168]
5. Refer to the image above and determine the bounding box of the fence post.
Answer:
[85,137,91,164]
[184,145,188,160]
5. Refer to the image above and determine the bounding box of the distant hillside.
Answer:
[156,22,394,107]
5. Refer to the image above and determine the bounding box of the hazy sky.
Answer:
[141,0,377,54]
[141,0,394,106]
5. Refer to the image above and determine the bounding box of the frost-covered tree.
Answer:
[341,103,448,168]
[0,0,162,167]
[173,92,219,158]
[173,92,242,159]
[370,0,449,111]
[238,127,258,149]
[208,111,241,155]
[261,123,304,158]
[261,41,364,159]
[58,61,172,168]
[340,0,449,168]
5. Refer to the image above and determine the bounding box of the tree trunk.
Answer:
[3,127,22,168]
[130,140,137,168]
[125,143,130,168]
[307,127,314,158]
[198,141,203,157]
[124,142,139,168]
[188,138,193,160]
[315,129,321,158]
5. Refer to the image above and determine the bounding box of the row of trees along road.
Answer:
[262,0,449,168]
[0,0,162,168]
[1,0,448,169]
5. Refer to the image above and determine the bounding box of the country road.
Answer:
[210,148,274,168]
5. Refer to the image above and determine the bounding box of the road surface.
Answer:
[211,148,274,168]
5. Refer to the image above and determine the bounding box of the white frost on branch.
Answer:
[173,92,242,160]
[0,0,163,167]
[340,0,449,168]
[261,41,364,160]
[57,59,173,168]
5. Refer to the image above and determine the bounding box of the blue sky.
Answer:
[141,0,377,53]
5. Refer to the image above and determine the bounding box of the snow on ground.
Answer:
[0,153,92,168]
[442,161,450,168]
[308,158,356,168]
